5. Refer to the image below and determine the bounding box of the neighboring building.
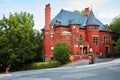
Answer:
[41,4,113,61]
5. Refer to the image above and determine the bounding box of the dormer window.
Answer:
[55,20,61,26]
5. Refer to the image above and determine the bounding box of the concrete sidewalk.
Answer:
[64,59,89,67]
[94,58,114,63]
[64,58,114,67]
[0,74,11,79]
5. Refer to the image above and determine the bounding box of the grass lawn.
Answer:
[32,61,61,69]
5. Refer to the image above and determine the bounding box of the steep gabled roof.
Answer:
[51,10,87,28]
[51,9,105,30]
[86,10,99,26]
[86,10,105,30]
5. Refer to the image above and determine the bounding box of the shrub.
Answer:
[53,42,70,64]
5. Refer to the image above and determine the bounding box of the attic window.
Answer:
[55,20,61,26]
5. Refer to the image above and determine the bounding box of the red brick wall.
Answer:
[42,4,114,61]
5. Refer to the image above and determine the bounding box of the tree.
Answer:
[110,15,120,51]
[73,10,85,14]
[32,30,43,62]
[0,12,36,67]
[115,39,120,51]
[53,42,70,64]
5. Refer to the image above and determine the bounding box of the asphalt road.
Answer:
[0,59,120,80]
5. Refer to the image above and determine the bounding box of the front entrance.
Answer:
[105,46,109,57]
[105,46,109,54]
[83,47,87,54]
[80,46,89,55]
[80,41,90,55]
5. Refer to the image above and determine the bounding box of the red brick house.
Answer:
[41,4,113,61]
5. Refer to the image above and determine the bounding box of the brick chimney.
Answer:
[45,3,51,30]
[105,24,109,31]
[84,7,90,16]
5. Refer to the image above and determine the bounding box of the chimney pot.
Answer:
[84,7,90,16]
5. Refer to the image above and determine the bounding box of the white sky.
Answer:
[0,0,120,30]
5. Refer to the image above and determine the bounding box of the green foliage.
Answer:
[115,38,120,51]
[11,61,61,71]
[32,30,43,62]
[73,10,85,14]
[0,12,38,67]
[32,61,61,69]
[110,15,120,51]
[53,42,70,64]
[110,15,120,41]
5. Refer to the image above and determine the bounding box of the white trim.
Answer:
[61,31,71,35]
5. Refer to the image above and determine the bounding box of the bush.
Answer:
[7,61,61,72]
[53,42,70,64]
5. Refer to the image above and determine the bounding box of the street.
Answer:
[0,59,120,80]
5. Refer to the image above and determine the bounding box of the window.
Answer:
[104,36,110,43]
[80,35,83,41]
[73,40,78,45]
[66,35,70,40]
[93,36,98,45]
[91,26,99,31]
[51,34,54,41]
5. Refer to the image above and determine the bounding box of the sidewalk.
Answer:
[94,58,114,63]
[0,74,11,79]
[64,59,89,67]
[64,58,114,67]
